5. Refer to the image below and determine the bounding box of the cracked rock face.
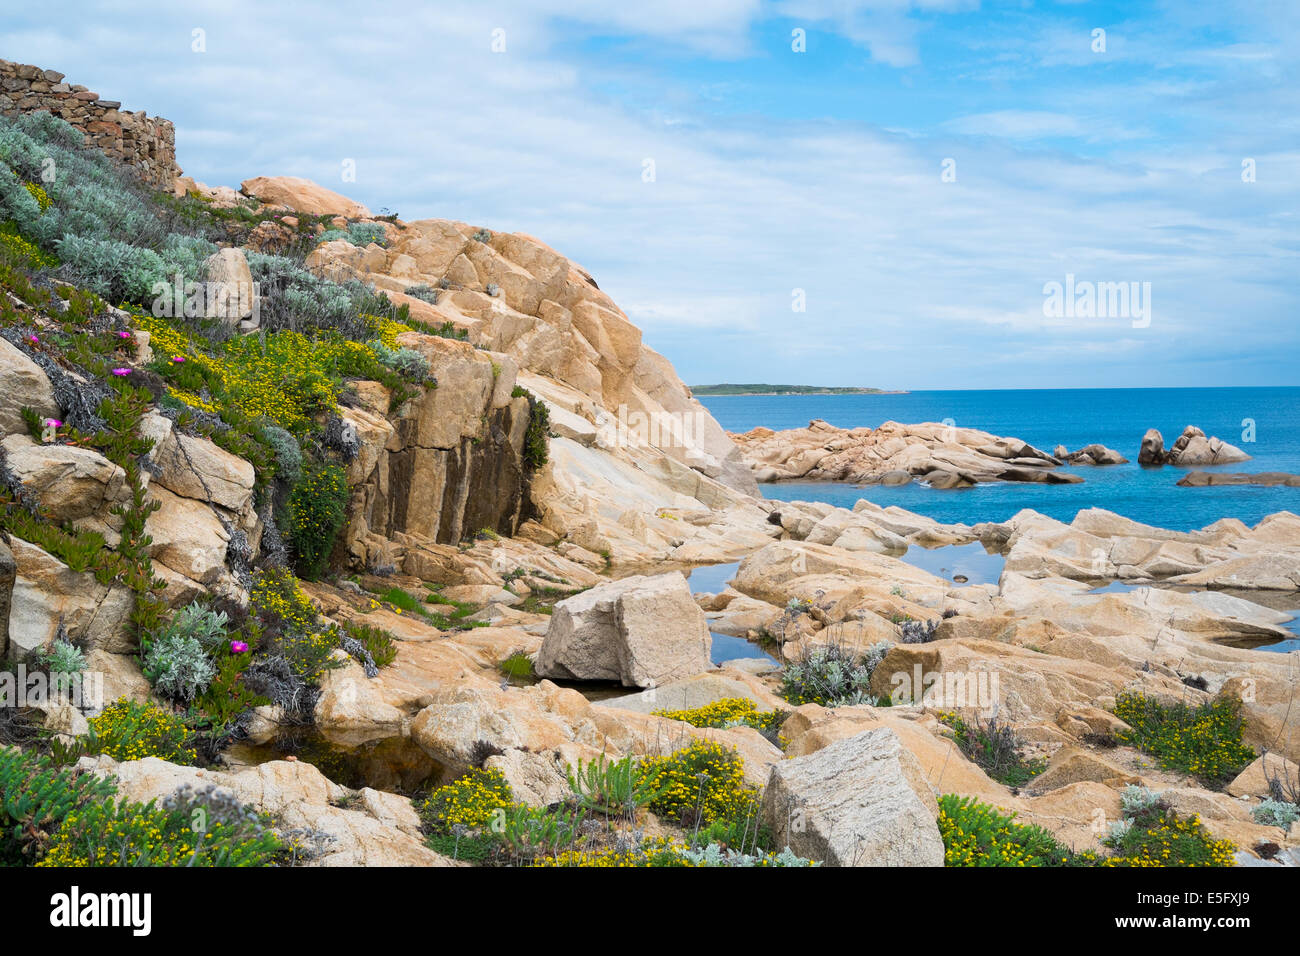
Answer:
[6,537,135,657]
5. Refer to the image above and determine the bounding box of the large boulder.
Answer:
[1140,426,1250,466]
[761,727,944,866]
[144,486,233,586]
[148,425,256,514]
[239,176,372,218]
[1172,434,1251,466]
[6,538,134,656]
[202,247,258,328]
[0,338,58,438]
[0,435,131,523]
[534,572,712,688]
[1137,428,1166,465]
[1061,443,1128,465]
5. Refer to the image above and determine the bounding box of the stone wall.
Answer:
[0,59,180,187]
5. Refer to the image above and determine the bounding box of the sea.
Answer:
[698,387,1300,532]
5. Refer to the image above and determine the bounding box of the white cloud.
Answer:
[1,0,1295,388]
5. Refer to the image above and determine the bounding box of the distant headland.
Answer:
[690,384,905,396]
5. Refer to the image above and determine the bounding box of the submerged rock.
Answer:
[1178,471,1300,487]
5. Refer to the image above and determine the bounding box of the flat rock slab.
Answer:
[1178,471,1300,487]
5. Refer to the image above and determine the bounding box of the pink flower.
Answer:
[116,330,131,339]
[230,640,249,654]
[110,368,131,376]
[27,334,38,344]
[171,355,186,364]
[44,418,62,428]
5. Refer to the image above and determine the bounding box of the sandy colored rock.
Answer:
[240,175,371,218]
[762,727,944,866]
[0,337,58,437]
[535,572,712,688]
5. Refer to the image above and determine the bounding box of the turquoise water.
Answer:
[701,387,1300,530]
[685,562,778,666]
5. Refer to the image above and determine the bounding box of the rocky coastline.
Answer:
[0,86,1296,870]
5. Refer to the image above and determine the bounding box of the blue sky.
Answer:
[3,1,1297,388]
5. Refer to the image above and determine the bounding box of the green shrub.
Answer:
[370,341,430,380]
[150,602,229,651]
[779,639,889,706]
[1118,784,1162,816]
[937,711,1047,787]
[499,649,535,681]
[141,603,228,702]
[492,803,587,863]
[380,585,425,615]
[245,250,391,338]
[193,646,270,732]
[249,568,343,685]
[636,740,759,827]
[55,233,169,302]
[284,459,350,580]
[567,754,666,817]
[1113,692,1256,787]
[260,423,302,482]
[348,222,388,247]
[652,698,785,734]
[405,284,439,305]
[1252,799,1299,830]
[39,640,86,676]
[418,768,514,835]
[938,794,1077,866]
[0,747,117,864]
[87,699,197,764]
[1100,802,1237,867]
[37,787,281,867]
[343,621,397,669]
[519,390,550,469]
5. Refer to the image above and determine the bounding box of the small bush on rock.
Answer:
[87,699,197,765]
[1099,801,1237,867]
[39,639,86,676]
[652,698,785,734]
[938,711,1047,787]
[0,747,116,864]
[418,768,514,835]
[37,789,281,867]
[636,740,759,828]
[1251,799,1299,830]
[779,639,889,707]
[937,794,1077,866]
[1113,692,1256,787]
